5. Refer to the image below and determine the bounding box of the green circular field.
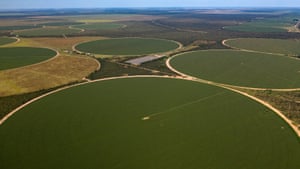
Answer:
[225,38,300,56]
[0,37,17,46]
[75,38,180,55]
[0,77,299,169]
[223,20,289,33]
[0,47,57,70]
[14,27,81,37]
[73,22,124,30]
[170,50,300,88]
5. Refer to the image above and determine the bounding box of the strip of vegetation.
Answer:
[0,37,17,46]
[140,57,177,75]
[0,81,81,120]
[241,89,300,128]
[88,58,163,80]
[0,90,52,120]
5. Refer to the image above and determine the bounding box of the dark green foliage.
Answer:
[88,59,156,79]
[141,57,177,75]
[0,90,47,119]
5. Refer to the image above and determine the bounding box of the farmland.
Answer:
[0,47,56,70]
[223,16,297,32]
[170,50,300,88]
[224,20,289,32]
[0,55,99,97]
[224,38,300,56]
[13,27,81,37]
[0,8,300,169]
[0,77,299,169]
[0,37,17,46]
[73,22,125,31]
[75,38,180,56]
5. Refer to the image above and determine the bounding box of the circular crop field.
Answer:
[75,38,180,55]
[0,77,299,169]
[170,50,300,89]
[0,37,17,46]
[14,27,81,37]
[0,47,57,70]
[73,22,124,30]
[223,20,289,33]
[225,38,300,56]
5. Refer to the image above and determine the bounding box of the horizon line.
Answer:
[0,6,300,11]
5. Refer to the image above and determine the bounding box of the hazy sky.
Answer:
[0,0,299,9]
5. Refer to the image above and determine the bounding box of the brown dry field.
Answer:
[4,37,106,50]
[0,55,99,97]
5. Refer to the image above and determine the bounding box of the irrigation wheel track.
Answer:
[166,54,300,137]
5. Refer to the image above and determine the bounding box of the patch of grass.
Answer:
[0,77,299,169]
[75,38,180,55]
[225,38,300,56]
[0,47,56,71]
[170,50,300,88]
[0,37,17,46]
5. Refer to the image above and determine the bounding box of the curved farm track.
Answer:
[166,56,300,137]
[0,55,99,97]
[1,40,300,137]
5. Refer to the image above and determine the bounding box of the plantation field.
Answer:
[224,19,291,32]
[75,38,180,55]
[73,22,124,30]
[38,22,84,27]
[0,37,17,46]
[20,37,105,50]
[0,77,299,169]
[170,50,300,88]
[0,47,56,70]
[0,55,99,97]
[0,25,40,31]
[13,27,81,37]
[225,38,300,56]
